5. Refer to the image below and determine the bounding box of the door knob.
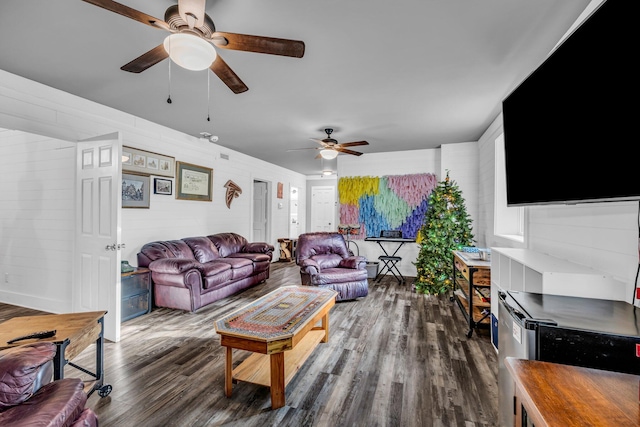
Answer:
[105,244,116,251]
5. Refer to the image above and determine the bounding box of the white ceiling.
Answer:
[0,0,591,176]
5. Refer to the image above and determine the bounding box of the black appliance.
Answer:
[497,290,640,427]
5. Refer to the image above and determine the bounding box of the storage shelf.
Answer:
[232,329,326,387]
[121,268,151,322]
[452,251,492,338]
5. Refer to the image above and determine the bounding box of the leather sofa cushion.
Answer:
[0,342,56,411]
[200,261,231,277]
[0,378,88,427]
[208,233,248,257]
[183,236,220,263]
[217,257,253,269]
[203,269,233,289]
[226,253,271,263]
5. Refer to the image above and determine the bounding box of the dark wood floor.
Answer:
[0,262,498,427]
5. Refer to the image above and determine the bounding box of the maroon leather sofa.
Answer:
[137,232,274,311]
[0,342,98,427]
[296,232,369,301]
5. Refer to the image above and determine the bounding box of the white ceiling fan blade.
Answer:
[178,0,206,28]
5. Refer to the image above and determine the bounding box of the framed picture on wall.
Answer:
[122,173,150,208]
[122,146,175,178]
[154,178,172,195]
[176,161,213,201]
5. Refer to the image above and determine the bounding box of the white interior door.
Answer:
[253,180,268,242]
[75,132,122,342]
[310,186,336,232]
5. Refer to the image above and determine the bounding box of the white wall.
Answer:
[0,69,307,315]
[0,129,76,312]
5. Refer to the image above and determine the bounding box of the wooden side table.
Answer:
[277,238,297,262]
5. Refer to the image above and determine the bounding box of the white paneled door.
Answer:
[253,180,268,242]
[74,133,122,342]
[310,186,336,232]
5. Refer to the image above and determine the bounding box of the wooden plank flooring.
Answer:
[0,262,498,426]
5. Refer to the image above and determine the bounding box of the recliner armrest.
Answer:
[338,256,367,269]
[299,258,320,274]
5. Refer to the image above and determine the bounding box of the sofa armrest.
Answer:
[338,256,367,269]
[148,258,202,274]
[243,242,275,255]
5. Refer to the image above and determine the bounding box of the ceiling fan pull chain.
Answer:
[207,71,211,122]
[167,38,172,104]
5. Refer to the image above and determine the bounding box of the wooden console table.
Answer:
[0,311,112,398]
[215,286,337,409]
[505,357,640,427]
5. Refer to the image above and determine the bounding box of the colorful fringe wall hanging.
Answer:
[338,173,438,240]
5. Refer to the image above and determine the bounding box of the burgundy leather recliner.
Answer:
[296,232,369,301]
[0,342,98,427]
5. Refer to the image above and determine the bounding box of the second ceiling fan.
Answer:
[306,128,369,159]
[82,0,305,94]
[287,128,369,159]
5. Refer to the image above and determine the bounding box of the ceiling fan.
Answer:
[81,0,305,94]
[291,128,369,159]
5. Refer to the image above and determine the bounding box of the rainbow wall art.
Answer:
[338,173,437,240]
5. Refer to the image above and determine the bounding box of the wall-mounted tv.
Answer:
[502,0,636,206]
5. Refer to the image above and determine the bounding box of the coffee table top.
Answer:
[215,286,337,342]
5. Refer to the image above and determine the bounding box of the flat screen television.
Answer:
[502,0,636,206]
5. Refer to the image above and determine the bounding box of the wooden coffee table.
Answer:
[215,285,337,409]
[0,310,112,398]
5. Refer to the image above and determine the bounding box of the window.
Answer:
[494,133,525,242]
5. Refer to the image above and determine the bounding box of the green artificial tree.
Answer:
[414,171,474,295]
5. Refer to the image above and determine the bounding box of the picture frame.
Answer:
[122,173,150,208]
[154,177,172,195]
[176,161,213,201]
[122,146,175,178]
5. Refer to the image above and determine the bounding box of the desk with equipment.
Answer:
[365,231,416,283]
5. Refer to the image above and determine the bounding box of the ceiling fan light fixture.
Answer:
[320,149,339,159]
[163,33,217,71]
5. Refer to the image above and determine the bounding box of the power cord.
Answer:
[633,200,640,306]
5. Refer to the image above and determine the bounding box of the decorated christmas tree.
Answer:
[414,171,474,295]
